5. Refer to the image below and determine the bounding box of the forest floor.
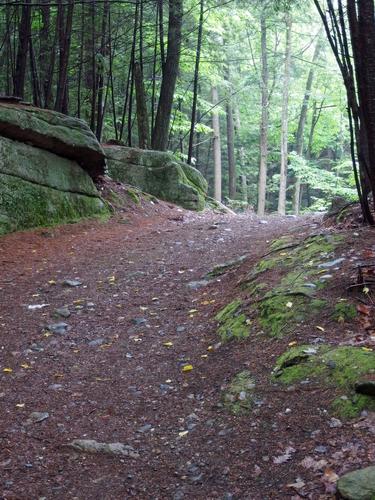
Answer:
[0,197,374,499]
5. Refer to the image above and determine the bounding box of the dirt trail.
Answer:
[0,210,363,499]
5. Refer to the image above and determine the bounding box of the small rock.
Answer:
[318,258,345,269]
[337,466,375,500]
[187,280,209,290]
[68,439,139,458]
[62,279,82,287]
[46,322,69,335]
[54,307,71,319]
[176,326,186,333]
[329,417,342,428]
[314,445,327,454]
[137,424,152,433]
[23,411,49,426]
[88,338,106,347]
[259,220,268,225]
[48,384,63,390]
[132,318,147,326]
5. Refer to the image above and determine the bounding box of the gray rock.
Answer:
[318,258,345,269]
[48,384,63,390]
[68,439,139,458]
[337,466,375,500]
[54,307,71,318]
[46,322,68,335]
[355,380,375,396]
[23,411,49,426]
[176,326,186,333]
[62,279,82,287]
[187,280,209,290]
[132,318,147,326]
[137,424,152,433]
[88,338,106,347]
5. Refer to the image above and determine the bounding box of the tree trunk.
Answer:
[212,86,222,202]
[134,61,150,148]
[257,11,269,216]
[55,0,74,113]
[293,33,323,214]
[226,98,236,199]
[14,0,32,98]
[151,0,183,151]
[187,0,204,165]
[278,14,292,216]
[96,0,110,140]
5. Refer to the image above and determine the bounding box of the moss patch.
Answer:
[273,345,375,418]
[215,300,250,342]
[332,300,357,323]
[222,370,256,415]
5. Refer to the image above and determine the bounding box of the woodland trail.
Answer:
[0,209,340,499]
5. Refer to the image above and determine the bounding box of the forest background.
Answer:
[0,0,357,215]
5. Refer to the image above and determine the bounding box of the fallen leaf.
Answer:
[182,364,193,372]
[316,326,325,332]
[286,301,293,308]
[357,304,372,315]
[178,430,189,437]
[188,309,198,314]
[273,446,296,464]
[15,403,25,408]
[163,342,173,347]
[288,341,297,346]
[20,363,31,369]
[3,368,13,373]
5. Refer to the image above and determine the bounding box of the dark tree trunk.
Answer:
[187,0,204,165]
[14,0,32,98]
[226,97,236,199]
[96,0,110,140]
[55,0,74,113]
[134,61,150,148]
[151,0,183,151]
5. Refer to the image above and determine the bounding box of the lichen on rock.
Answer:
[222,370,256,415]
[215,299,250,342]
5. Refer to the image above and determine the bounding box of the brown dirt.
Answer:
[0,203,374,500]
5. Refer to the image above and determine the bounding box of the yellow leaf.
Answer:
[207,345,214,351]
[73,299,84,305]
[163,342,174,347]
[43,331,52,337]
[178,430,189,437]
[140,306,148,311]
[201,354,208,359]
[20,363,31,369]
[48,280,56,285]
[286,301,293,308]
[188,309,198,314]
[15,403,25,408]
[288,341,297,347]
[362,347,373,352]
[182,364,193,372]
[108,276,116,283]
[165,379,172,383]
[363,286,370,295]
[3,367,13,373]
[316,326,325,332]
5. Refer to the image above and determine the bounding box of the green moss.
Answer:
[270,236,293,251]
[273,345,375,418]
[207,255,247,278]
[332,300,357,323]
[126,187,141,204]
[215,299,250,342]
[222,370,256,415]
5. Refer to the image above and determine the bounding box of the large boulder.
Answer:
[0,136,107,235]
[104,146,208,211]
[0,102,105,178]
[337,466,375,500]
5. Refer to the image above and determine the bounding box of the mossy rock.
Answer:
[0,137,107,235]
[337,465,375,500]
[215,299,250,342]
[104,145,207,211]
[0,103,105,178]
[248,234,343,281]
[206,255,247,278]
[222,370,256,415]
[273,345,375,418]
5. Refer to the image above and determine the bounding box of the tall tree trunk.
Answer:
[187,0,204,165]
[14,0,32,98]
[257,11,269,216]
[54,0,74,113]
[134,61,150,148]
[151,0,183,151]
[29,37,41,106]
[293,33,323,214]
[39,0,52,107]
[212,86,222,202]
[278,14,292,215]
[96,0,110,140]
[226,97,236,199]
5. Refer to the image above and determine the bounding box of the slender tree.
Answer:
[212,86,222,202]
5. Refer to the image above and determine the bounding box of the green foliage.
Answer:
[215,299,250,342]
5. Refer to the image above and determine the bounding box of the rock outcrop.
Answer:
[0,135,106,235]
[0,102,106,178]
[104,145,208,211]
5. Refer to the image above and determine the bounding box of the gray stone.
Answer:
[46,322,68,335]
[62,279,82,287]
[187,280,209,290]
[337,466,375,500]
[88,338,106,347]
[318,258,345,269]
[68,439,139,458]
[137,424,152,433]
[132,318,147,326]
[23,411,49,426]
[54,307,71,318]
